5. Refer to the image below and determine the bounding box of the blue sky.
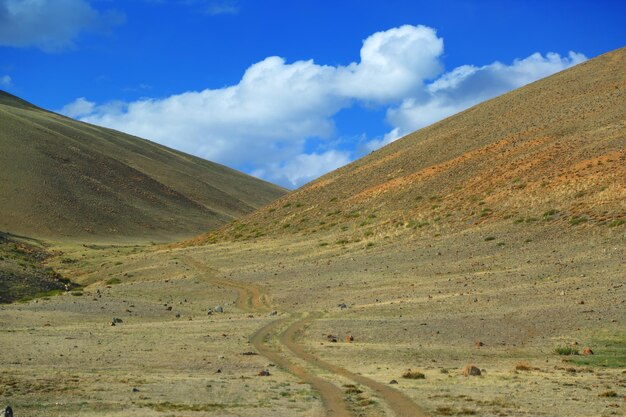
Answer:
[1,0,624,188]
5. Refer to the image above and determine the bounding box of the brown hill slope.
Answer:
[0,92,286,240]
[201,47,625,244]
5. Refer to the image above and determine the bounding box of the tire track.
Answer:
[185,255,427,417]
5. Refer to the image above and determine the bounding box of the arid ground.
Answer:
[1,220,623,416]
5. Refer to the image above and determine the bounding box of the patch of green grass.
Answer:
[71,291,83,296]
[570,337,626,368]
[569,216,588,226]
[18,289,65,303]
[318,242,328,247]
[335,239,349,245]
[554,346,579,356]
[106,277,122,285]
[607,219,624,228]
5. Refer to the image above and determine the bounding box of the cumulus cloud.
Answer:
[58,97,95,118]
[382,51,587,142]
[0,74,11,87]
[0,0,123,52]
[62,25,444,187]
[59,24,586,188]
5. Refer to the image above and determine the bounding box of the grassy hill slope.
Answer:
[202,47,625,244]
[0,92,286,240]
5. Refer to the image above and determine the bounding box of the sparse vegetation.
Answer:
[402,370,425,379]
[555,346,579,356]
[569,216,588,226]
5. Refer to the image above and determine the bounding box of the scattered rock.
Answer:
[242,351,258,356]
[389,379,398,384]
[258,370,271,376]
[462,364,481,376]
[269,310,278,316]
[175,313,181,318]
[582,347,594,355]
[132,387,140,392]
[166,306,172,311]
[4,406,13,417]
[578,300,585,305]
[112,317,123,323]
[475,340,484,348]
[346,335,354,342]
[338,303,347,309]
[214,305,224,313]
[216,368,221,373]
[207,310,212,315]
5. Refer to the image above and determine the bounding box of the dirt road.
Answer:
[185,255,427,417]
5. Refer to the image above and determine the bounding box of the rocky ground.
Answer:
[0,221,623,416]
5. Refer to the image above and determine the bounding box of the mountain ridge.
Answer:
[0,90,287,240]
[196,46,625,244]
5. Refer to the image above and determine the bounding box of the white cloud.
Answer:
[58,97,95,118]
[0,74,11,87]
[379,51,587,144]
[62,25,444,188]
[58,24,586,188]
[252,150,351,188]
[0,0,123,52]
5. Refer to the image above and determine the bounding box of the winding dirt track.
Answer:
[185,255,427,417]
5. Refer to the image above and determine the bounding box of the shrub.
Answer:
[402,370,425,379]
[554,346,579,355]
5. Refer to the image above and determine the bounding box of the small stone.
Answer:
[214,305,224,313]
[269,310,278,316]
[462,364,482,376]
[132,387,140,392]
[258,370,271,376]
[389,380,398,384]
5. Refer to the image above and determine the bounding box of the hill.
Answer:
[202,47,625,243]
[0,92,286,240]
